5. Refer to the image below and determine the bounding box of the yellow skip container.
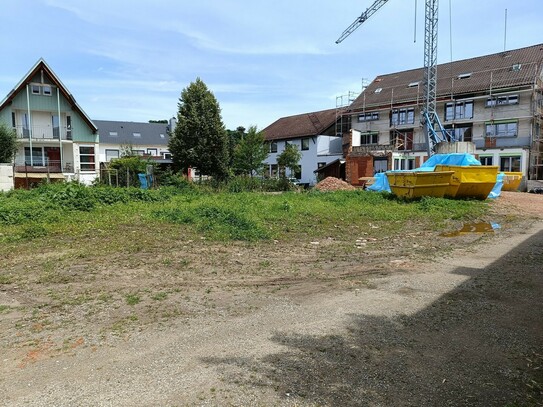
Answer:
[434,165,499,199]
[386,171,454,199]
[502,172,523,191]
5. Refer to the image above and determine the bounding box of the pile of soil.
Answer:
[314,177,356,192]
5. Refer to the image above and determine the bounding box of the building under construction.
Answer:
[342,43,543,190]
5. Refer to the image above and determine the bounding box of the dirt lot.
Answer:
[1,191,542,406]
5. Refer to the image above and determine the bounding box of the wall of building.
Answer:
[0,164,14,191]
[264,136,343,185]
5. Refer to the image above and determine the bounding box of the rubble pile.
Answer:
[314,177,356,192]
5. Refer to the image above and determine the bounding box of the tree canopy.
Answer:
[169,78,229,180]
[277,143,302,178]
[232,126,269,177]
[0,123,18,163]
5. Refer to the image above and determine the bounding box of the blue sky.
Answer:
[1,0,541,130]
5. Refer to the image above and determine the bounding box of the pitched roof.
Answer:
[94,120,170,146]
[0,58,97,132]
[262,108,338,141]
[350,43,543,111]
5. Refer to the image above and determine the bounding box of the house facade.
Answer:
[344,44,543,189]
[94,118,174,164]
[262,108,343,185]
[0,59,99,188]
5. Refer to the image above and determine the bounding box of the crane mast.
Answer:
[336,0,446,154]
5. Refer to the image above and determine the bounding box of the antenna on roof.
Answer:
[503,9,508,52]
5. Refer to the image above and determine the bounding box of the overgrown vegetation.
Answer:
[0,181,488,243]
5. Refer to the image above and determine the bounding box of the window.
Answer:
[147,148,158,156]
[457,73,472,79]
[52,115,60,139]
[42,85,52,96]
[31,84,40,95]
[445,125,472,142]
[301,138,310,151]
[393,157,416,170]
[109,131,118,137]
[163,152,172,160]
[408,81,420,88]
[66,115,72,140]
[133,150,145,156]
[390,130,413,150]
[391,108,415,126]
[105,149,120,162]
[317,162,326,168]
[373,158,388,174]
[358,112,379,122]
[11,112,16,128]
[445,100,473,121]
[486,94,519,107]
[293,166,302,180]
[79,146,96,171]
[479,156,493,166]
[22,113,30,137]
[160,134,165,138]
[500,156,521,172]
[485,121,518,137]
[269,141,277,153]
[360,132,378,145]
[270,164,278,178]
[24,147,44,166]
[133,132,141,138]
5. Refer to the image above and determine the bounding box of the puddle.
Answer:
[441,222,501,237]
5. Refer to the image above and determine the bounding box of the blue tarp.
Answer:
[138,173,148,189]
[366,153,504,198]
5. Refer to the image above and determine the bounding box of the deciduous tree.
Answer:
[232,126,268,177]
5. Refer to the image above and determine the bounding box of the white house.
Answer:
[262,108,343,186]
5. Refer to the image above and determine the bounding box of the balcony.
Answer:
[14,160,74,174]
[14,125,72,141]
[352,142,428,154]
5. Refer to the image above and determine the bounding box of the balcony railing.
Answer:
[14,160,74,173]
[352,143,428,154]
[14,125,72,141]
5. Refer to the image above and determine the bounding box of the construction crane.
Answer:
[336,0,453,155]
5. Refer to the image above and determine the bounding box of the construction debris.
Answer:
[315,177,356,192]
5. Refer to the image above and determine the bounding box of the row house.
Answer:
[262,108,344,185]
[344,43,543,188]
[94,119,174,165]
[0,59,98,188]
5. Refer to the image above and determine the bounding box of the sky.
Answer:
[1,0,541,130]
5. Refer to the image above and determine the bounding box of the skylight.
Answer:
[133,132,141,137]
[408,81,420,88]
[109,131,118,137]
[457,73,472,79]
[374,88,382,94]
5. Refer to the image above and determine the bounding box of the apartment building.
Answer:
[344,44,543,189]
[0,59,99,188]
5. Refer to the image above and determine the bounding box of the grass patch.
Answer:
[125,293,141,306]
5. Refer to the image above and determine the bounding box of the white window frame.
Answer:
[105,149,120,162]
[79,145,96,172]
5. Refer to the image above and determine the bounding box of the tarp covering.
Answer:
[366,153,504,198]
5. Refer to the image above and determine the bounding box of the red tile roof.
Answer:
[350,43,543,111]
[262,108,337,141]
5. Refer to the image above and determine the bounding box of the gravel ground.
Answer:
[1,191,542,406]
